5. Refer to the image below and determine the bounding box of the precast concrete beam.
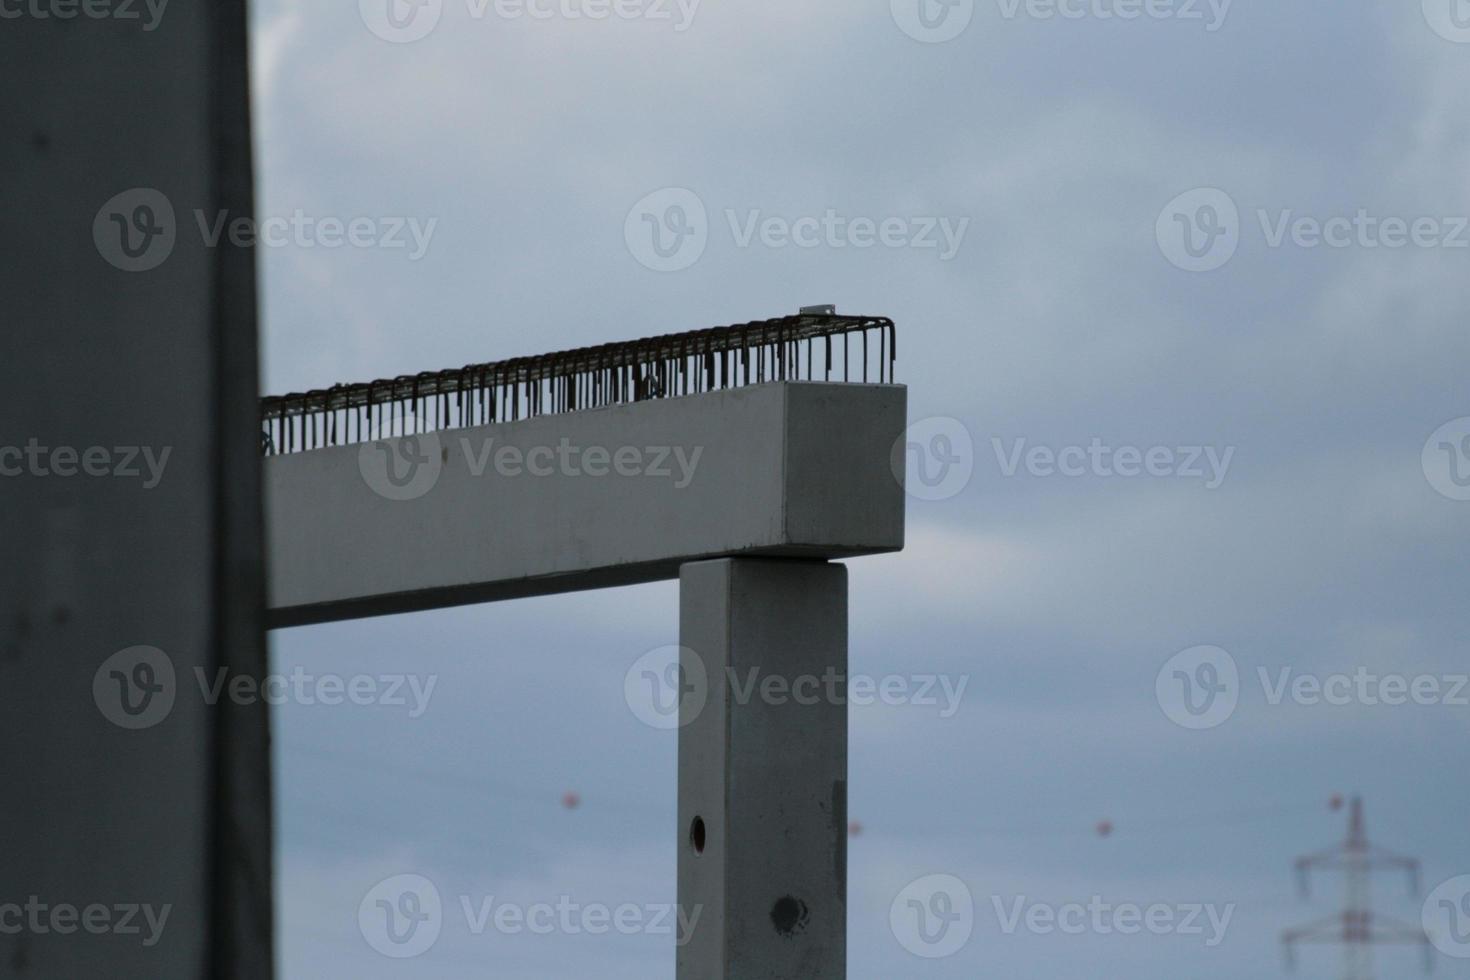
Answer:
[265,381,905,627]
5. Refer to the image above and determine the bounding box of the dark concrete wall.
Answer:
[0,3,272,977]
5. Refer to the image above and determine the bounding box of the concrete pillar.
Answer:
[678,559,848,979]
[0,2,270,978]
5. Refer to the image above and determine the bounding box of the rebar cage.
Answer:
[259,312,896,455]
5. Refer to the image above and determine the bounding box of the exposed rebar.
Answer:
[259,312,895,455]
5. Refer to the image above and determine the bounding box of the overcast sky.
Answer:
[251,1,1470,976]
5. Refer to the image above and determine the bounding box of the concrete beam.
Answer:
[266,382,905,627]
[677,559,848,979]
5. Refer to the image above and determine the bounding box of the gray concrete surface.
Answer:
[266,382,905,626]
[677,559,848,979]
[0,3,272,977]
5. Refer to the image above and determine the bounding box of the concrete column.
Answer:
[0,2,270,978]
[678,559,848,979]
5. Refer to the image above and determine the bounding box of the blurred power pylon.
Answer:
[1283,795,1433,980]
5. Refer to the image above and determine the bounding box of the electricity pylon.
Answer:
[1283,795,1433,980]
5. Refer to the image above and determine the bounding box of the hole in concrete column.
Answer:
[690,816,706,855]
[770,895,809,937]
